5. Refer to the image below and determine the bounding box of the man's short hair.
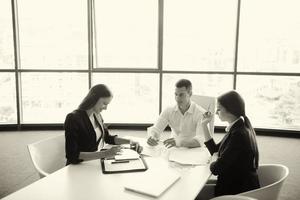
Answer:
[175,79,192,91]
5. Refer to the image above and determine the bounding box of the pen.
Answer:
[120,147,131,149]
[207,103,211,112]
[111,160,130,164]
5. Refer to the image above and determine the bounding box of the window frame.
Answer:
[0,0,299,135]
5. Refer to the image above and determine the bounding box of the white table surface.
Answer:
[3,144,212,200]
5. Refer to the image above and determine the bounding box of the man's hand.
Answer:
[163,138,176,148]
[147,137,159,146]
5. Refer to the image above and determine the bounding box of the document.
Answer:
[115,149,140,160]
[123,168,180,198]
[123,136,166,157]
[168,147,210,165]
[102,157,147,173]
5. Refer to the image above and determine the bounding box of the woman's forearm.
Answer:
[79,151,106,161]
[201,124,213,142]
[114,137,130,145]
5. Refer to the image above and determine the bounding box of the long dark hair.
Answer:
[218,90,259,169]
[78,84,112,111]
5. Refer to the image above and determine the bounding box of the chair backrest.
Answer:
[191,95,216,136]
[239,164,289,200]
[211,195,258,200]
[27,134,66,178]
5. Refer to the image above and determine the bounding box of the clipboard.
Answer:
[101,156,148,174]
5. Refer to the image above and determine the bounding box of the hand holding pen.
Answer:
[129,141,143,153]
[103,146,122,158]
[201,103,213,125]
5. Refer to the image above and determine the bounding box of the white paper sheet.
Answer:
[103,157,146,172]
[123,136,167,157]
[115,149,140,160]
[168,147,210,165]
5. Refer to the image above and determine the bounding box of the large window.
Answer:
[163,0,237,71]
[18,0,88,69]
[237,0,300,130]
[237,75,300,130]
[0,73,16,124]
[1,0,300,133]
[94,0,158,68]
[21,73,88,123]
[93,73,159,123]
[0,0,14,69]
[0,1,16,124]
[238,0,300,72]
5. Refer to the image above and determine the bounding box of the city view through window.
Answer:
[0,0,299,132]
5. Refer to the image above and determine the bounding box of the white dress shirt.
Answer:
[148,101,206,146]
[89,113,104,149]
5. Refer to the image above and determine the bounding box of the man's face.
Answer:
[174,87,191,107]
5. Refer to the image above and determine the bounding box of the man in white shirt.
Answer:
[147,79,206,148]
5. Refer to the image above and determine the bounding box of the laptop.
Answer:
[124,170,181,198]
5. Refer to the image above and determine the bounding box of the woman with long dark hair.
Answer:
[196,90,260,199]
[64,84,141,165]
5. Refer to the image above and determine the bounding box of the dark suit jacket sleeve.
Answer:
[64,113,83,164]
[103,127,117,145]
[204,138,221,155]
[210,131,243,175]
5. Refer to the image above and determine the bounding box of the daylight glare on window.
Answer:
[0,0,299,131]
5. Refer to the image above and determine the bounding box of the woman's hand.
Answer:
[130,141,143,153]
[103,146,122,158]
[201,111,213,142]
[201,111,213,125]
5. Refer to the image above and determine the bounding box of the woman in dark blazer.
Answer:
[196,90,260,199]
[64,84,141,165]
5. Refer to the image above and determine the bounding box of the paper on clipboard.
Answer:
[103,158,146,172]
[115,149,140,160]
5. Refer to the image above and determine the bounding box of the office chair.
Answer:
[191,95,216,136]
[211,195,257,200]
[239,164,289,200]
[27,134,66,178]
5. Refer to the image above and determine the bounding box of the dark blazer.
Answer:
[64,109,117,165]
[205,118,260,196]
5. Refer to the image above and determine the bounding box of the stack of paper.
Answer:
[168,147,210,165]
